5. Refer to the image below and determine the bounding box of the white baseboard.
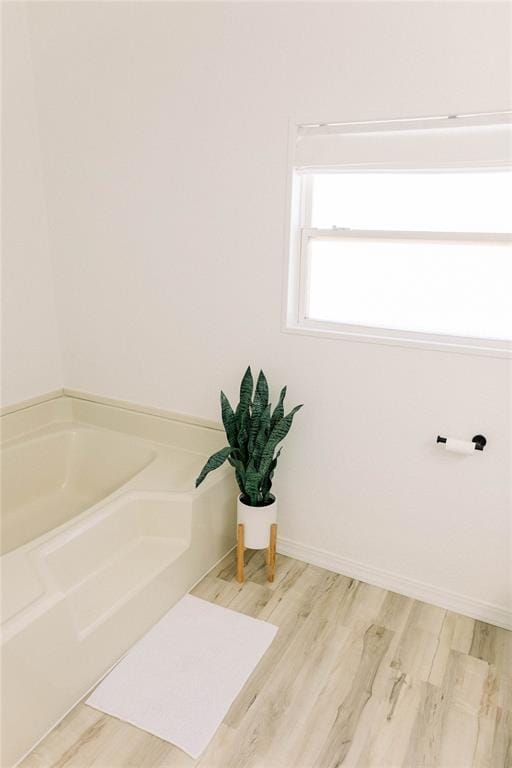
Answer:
[277,537,512,631]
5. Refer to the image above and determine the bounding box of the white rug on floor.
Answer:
[86,594,278,758]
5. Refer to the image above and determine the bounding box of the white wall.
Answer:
[23,2,512,622]
[1,3,62,406]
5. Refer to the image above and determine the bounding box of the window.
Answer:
[285,114,512,355]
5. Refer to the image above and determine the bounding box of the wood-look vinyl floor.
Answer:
[20,552,512,768]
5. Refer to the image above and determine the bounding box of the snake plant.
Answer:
[195,367,302,506]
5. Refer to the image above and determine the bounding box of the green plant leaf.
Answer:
[259,404,303,478]
[235,366,253,459]
[237,366,253,415]
[237,410,249,462]
[220,391,236,447]
[253,403,271,467]
[261,448,281,499]
[255,370,269,408]
[244,461,261,505]
[195,446,233,487]
[270,447,282,473]
[247,395,264,455]
[228,454,247,496]
[270,386,287,431]
[268,404,302,452]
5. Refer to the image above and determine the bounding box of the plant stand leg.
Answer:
[236,523,245,583]
[268,523,277,583]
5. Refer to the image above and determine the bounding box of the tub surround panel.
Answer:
[0,389,64,417]
[1,390,224,451]
[63,388,223,432]
[70,398,225,457]
[1,395,72,443]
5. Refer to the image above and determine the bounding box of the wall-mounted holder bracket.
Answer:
[471,434,487,450]
[436,434,487,451]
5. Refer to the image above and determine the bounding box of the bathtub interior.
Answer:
[1,424,157,554]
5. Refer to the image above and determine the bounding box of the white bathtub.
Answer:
[0,396,236,767]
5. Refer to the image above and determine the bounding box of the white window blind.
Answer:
[286,113,512,355]
[295,114,512,172]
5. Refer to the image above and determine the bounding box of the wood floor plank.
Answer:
[403,649,501,768]
[391,601,447,682]
[24,706,108,768]
[314,624,393,768]
[349,673,423,768]
[429,611,475,686]
[323,595,421,767]
[201,572,355,768]
[281,620,394,768]
[224,563,335,729]
[490,707,512,767]
[472,623,512,712]
[18,554,512,768]
[375,590,414,632]
[470,620,498,663]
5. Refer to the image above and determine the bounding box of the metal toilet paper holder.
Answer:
[436,434,487,451]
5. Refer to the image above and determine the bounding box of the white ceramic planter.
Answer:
[237,495,277,550]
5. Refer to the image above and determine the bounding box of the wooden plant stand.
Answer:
[236,523,277,584]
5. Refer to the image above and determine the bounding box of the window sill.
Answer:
[282,319,512,359]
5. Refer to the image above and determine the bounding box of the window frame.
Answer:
[283,132,512,359]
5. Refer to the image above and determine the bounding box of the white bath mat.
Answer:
[86,594,277,758]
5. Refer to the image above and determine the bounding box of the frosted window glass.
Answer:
[307,238,512,340]
[311,172,512,233]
